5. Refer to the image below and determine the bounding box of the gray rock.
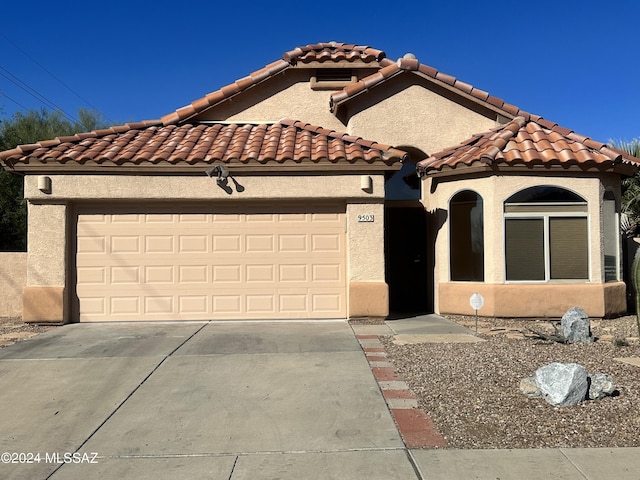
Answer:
[588,373,616,400]
[519,377,542,398]
[561,307,594,343]
[535,362,589,407]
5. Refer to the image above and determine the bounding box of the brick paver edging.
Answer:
[356,334,447,449]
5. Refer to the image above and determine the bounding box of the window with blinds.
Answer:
[504,186,588,282]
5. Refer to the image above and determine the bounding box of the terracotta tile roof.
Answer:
[416,117,640,176]
[330,56,554,131]
[282,42,386,65]
[162,42,386,126]
[0,119,406,173]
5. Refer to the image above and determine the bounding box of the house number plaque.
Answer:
[357,214,375,223]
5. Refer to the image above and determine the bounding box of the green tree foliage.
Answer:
[0,108,109,251]
[610,139,640,236]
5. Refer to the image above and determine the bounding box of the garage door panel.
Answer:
[145,265,175,284]
[111,296,140,316]
[145,235,175,253]
[279,264,308,282]
[212,265,242,283]
[212,235,241,252]
[76,206,346,321]
[77,236,106,254]
[212,295,242,314]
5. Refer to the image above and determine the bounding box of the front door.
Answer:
[385,204,431,314]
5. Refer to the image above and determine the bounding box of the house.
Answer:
[1,42,637,323]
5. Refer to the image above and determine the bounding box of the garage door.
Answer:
[75,205,346,321]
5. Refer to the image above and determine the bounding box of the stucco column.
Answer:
[23,202,67,323]
[346,202,388,318]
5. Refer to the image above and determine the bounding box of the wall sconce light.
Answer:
[360,175,373,193]
[205,165,230,186]
[38,175,52,194]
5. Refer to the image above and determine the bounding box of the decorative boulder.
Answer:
[588,373,616,400]
[561,307,594,343]
[535,362,589,407]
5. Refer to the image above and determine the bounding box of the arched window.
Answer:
[603,190,619,282]
[450,190,484,281]
[504,186,588,281]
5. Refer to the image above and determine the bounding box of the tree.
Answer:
[0,108,109,251]
[610,139,640,236]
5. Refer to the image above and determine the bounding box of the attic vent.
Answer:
[316,69,353,82]
[311,69,356,90]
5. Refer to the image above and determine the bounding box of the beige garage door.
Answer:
[75,205,346,321]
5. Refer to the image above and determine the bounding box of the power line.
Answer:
[0,65,79,124]
[0,91,30,113]
[0,32,114,123]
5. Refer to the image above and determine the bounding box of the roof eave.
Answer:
[6,161,403,175]
[419,162,636,179]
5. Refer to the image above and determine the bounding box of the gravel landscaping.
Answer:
[0,317,55,348]
[382,315,640,449]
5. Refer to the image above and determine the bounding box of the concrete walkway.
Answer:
[0,317,636,479]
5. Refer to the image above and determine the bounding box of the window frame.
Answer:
[503,197,590,283]
[602,189,620,282]
[449,190,484,282]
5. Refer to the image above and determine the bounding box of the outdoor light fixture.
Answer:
[205,165,229,185]
[38,175,52,194]
[360,175,373,193]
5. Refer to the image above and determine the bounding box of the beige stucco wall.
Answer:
[345,76,498,155]
[423,172,625,317]
[0,253,27,317]
[24,203,68,323]
[24,173,389,321]
[438,282,626,318]
[27,203,67,287]
[198,70,347,131]
[24,174,385,202]
[194,70,498,161]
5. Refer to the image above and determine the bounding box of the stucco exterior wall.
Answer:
[345,76,497,155]
[423,172,626,317]
[193,71,498,161]
[0,253,27,317]
[24,174,385,202]
[438,281,626,318]
[23,203,68,323]
[23,173,389,321]
[198,70,347,131]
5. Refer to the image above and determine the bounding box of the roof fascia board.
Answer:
[9,163,402,175]
[422,163,629,179]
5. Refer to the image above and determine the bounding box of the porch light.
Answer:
[38,176,52,194]
[205,165,229,186]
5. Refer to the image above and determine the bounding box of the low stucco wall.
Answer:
[0,252,27,317]
[437,281,627,318]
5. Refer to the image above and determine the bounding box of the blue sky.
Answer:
[1,1,639,145]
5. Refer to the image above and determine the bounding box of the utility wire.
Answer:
[0,32,114,123]
[0,91,31,113]
[0,66,79,124]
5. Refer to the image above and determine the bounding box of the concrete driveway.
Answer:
[0,321,418,479]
